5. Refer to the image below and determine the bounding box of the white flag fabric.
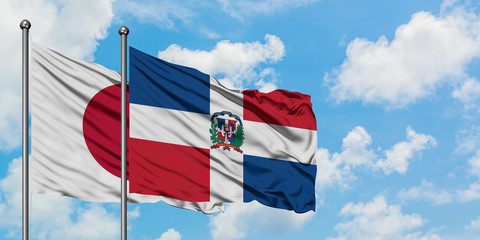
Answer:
[30,42,222,213]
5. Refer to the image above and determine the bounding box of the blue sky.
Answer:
[1,0,480,239]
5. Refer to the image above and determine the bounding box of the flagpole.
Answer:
[119,25,129,240]
[20,19,31,240]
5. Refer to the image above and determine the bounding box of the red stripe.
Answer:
[243,90,317,130]
[129,138,210,201]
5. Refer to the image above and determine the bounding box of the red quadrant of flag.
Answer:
[243,89,317,130]
[129,138,211,202]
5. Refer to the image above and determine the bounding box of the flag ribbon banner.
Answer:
[129,47,317,213]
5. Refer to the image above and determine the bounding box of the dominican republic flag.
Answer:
[31,42,221,213]
[129,47,317,213]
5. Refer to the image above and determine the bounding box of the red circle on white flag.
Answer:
[82,84,129,178]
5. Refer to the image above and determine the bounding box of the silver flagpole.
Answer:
[20,19,31,240]
[119,25,129,240]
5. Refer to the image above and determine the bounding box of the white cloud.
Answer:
[158,34,285,90]
[326,8,480,108]
[397,180,452,205]
[254,68,280,92]
[255,79,278,93]
[49,204,119,240]
[315,147,353,191]
[452,78,480,112]
[115,0,194,29]
[328,196,429,240]
[436,216,480,240]
[127,206,141,219]
[316,126,436,191]
[315,126,375,190]
[457,182,480,202]
[440,0,459,13]
[465,217,480,233]
[217,0,319,21]
[403,232,442,240]
[116,1,320,35]
[155,228,182,240]
[7,0,115,60]
[0,158,23,230]
[339,126,376,167]
[455,125,480,154]
[0,0,115,151]
[209,202,314,240]
[456,149,480,202]
[0,158,120,239]
[375,127,436,175]
[468,150,480,178]
[114,1,322,40]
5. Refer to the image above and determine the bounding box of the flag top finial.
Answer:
[119,26,129,36]
[20,19,31,30]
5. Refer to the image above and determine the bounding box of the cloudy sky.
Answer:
[1,0,480,239]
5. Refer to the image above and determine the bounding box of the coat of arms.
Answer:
[209,111,244,153]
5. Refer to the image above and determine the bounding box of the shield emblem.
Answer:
[209,111,244,153]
